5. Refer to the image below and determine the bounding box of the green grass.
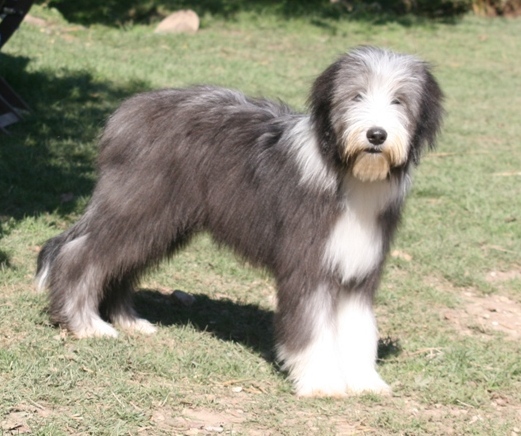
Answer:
[1,4,521,434]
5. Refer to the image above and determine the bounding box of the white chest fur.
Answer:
[323,176,406,284]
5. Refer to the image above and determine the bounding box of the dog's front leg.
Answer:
[275,280,390,397]
[336,289,391,395]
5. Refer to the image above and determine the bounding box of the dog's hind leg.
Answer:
[36,218,90,292]
[35,236,62,292]
[48,234,119,338]
[102,277,157,335]
[97,227,196,336]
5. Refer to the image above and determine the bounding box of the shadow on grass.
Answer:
[0,53,149,218]
[377,335,402,362]
[0,52,149,264]
[40,0,462,27]
[134,288,402,363]
[135,289,276,361]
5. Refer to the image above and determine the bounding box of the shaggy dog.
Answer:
[36,46,444,397]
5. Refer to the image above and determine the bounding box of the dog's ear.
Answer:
[410,65,445,165]
[308,60,342,164]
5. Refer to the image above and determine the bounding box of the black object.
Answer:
[1,0,34,49]
[0,0,33,132]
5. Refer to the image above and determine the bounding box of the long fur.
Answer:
[36,46,443,396]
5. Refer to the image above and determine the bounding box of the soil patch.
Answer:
[444,290,521,340]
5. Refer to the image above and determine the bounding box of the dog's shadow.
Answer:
[134,289,276,360]
[133,289,401,364]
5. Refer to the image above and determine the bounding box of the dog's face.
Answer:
[310,46,444,182]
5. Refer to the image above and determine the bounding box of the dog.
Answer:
[36,46,443,397]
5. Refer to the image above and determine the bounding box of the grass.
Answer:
[1,4,521,434]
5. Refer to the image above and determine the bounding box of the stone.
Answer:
[154,10,199,34]
[171,290,196,307]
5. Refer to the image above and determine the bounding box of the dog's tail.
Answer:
[35,216,89,292]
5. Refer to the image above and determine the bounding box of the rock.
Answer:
[171,290,196,307]
[154,10,199,34]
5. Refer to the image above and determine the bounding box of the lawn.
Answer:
[1,4,520,435]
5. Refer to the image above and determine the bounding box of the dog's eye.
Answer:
[353,94,363,102]
[391,98,402,105]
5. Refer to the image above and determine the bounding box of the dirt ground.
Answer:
[443,270,521,340]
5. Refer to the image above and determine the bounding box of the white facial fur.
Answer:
[332,48,426,181]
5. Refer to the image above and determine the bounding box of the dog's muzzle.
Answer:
[350,126,392,182]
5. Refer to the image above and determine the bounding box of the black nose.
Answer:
[366,127,387,146]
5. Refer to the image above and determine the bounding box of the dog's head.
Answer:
[310,46,444,182]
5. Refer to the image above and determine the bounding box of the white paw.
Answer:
[296,384,348,398]
[295,370,391,397]
[345,370,391,395]
[114,317,158,335]
[288,355,348,398]
[73,317,119,339]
